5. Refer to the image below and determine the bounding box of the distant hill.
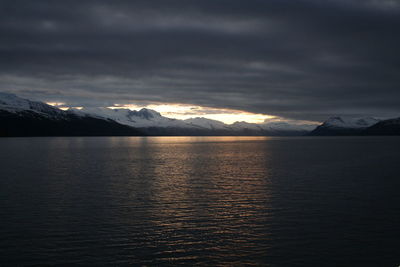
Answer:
[0,93,142,137]
[3,92,398,137]
[310,116,400,136]
[309,117,379,136]
[77,106,315,136]
[0,92,315,137]
[364,118,400,135]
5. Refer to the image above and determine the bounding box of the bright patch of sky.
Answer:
[108,103,276,124]
[48,101,279,124]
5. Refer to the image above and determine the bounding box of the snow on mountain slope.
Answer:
[309,116,382,136]
[184,117,229,130]
[77,106,316,133]
[322,116,380,129]
[0,92,64,117]
[0,92,318,134]
[77,107,192,128]
[230,121,264,131]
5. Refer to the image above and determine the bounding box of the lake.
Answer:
[0,136,399,266]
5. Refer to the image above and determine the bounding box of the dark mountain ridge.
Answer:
[0,109,143,137]
[309,116,400,136]
[1,93,400,137]
[0,93,143,137]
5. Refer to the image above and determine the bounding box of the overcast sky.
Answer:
[1,0,399,121]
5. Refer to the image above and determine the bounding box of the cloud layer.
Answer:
[1,0,399,121]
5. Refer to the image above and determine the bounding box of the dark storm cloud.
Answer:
[1,0,399,120]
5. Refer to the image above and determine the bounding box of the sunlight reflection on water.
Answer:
[0,136,399,266]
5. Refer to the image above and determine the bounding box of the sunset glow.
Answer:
[46,102,66,107]
[108,103,276,124]
[46,102,82,111]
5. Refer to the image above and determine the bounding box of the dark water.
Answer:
[0,136,399,266]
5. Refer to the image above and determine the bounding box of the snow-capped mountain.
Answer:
[2,92,399,137]
[75,107,191,128]
[230,121,264,131]
[310,116,381,135]
[0,93,142,137]
[77,106,314,134]
[0,93,315,136]
[321,117,380,129]
[0,92,65,117]
[184,117,229,130]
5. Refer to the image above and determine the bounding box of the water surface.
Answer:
[0,136,399,266]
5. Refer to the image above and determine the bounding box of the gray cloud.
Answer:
[0,0,399,121]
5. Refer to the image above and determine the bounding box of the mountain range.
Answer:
[74,106,316,136]
[0,93,142,137]
[1,92,399,137]
[309,117,380,135]
[309,116,400,136]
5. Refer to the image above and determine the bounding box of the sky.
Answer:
[1,0,400,123]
